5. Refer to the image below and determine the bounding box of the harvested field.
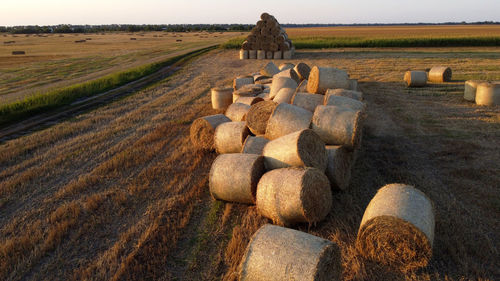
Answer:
[0,47,499,280]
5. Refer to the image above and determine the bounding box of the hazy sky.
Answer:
[1,0,499,26]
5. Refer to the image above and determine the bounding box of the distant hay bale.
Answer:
[257,50,266,59]
[463,80,485,102]
[283,50,293,59]
[233,85,264,102]
[274,68,300,84]
[325,145,354,190]
[273,51,282,59]
[296,79,308,93]
[294,62,311,81]
[307,66,349,94]
[273,88,295,104]
[279,63,294,71]
[261,61,280,77]
[11,51,25,55]
[291,92,324,112]
[428,66,452,83]
[214,121,250,154]
[357,183,435,270]
[246,101,278,135]
[266,51,273,59]
[256,167,332,225]
[240,49,249,60]
[269,77,298,99]
[190,114,231,150]
[324,95,366,112]
[249,50,257,59]
[233,76,255,90]
[325,88,363,101]
[404,71,427,87]
[235,96,264,106]
[225,102,251,121]
[211,87,233,110]
[475,82,500,106]
[348,79,358,91]
[209,153,265,204]
[238,224,341,281]
[265,103,313,140]
[263,129,327,171]
[242,136,270,155]
[311,105,363,150]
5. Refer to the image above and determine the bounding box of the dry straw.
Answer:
[311,105,363,150]
[240,49,249,60]
[238,224,341,281]
[209,153,265,204]
[214,121,250,154]
[428,66,452,83]
[235,96,264,106]
[404,71,427,87]
[261,62,280,77]
[292,92,324,112]
[325,145,354,190]
[256,167,332,226]
[294,62,311,81]
[279,63,294,71]
[307,66,349,94]
[273,88,296,104]
[357,183,435,271]
[324,94,366,112]
[274,68,300,84]
[325,89,363,101]
[475,82,500,106]
[225,103,251,121]
[269,77,298,99]
[242,136,270,155]
[265,103,313,140]
[463,80,484,102]
[246,101,278,135]
[233,76,255,90]
[190,114,231,150]
[211,87,233,110]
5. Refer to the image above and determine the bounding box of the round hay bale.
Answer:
[311,105,363,150]
[307,66,349,94]
[234,76,254,90]
[273,87,295,104]
[246,100,278,135]
[404,71,427,87]
[225,102,251,121]
[190,114,231,150]
[263,129,327,171]
[273,51,282,59]
[296,79,308,93]
[357,183,435,270]
[324,94,366,112]
[279,63,295,71]
[270,77,298,99]
[256,167,332,225]
[274,68,300,84]
[463,80,484,102]
[265,103,313,140]
[238,224,341,281]
[235,96,264,106]
[294,62,311,81]
[209,153,265,204]
[257,50,266,59]
[233,90,256,103]
[428,66,452,83]
[348,79,358,91]
[249,50,257,59]
[283,50,292,59]
[240,49,249,60]
[291,92,324,112]
[261,61,280,77]
[475,82,500,106]
[266,51,274,59]
[325,145,354,190]
[211,87,233,110]
[325,88,363,101]
[214,121,250,154]
[242,136,270,155]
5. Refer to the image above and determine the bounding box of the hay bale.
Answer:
[239,224,341,281]
[475,82,500,106]
[307,66,349,94]
[256,167,332,225]
[265,103,313,140]
[263,129,327,171]
[404,71,427,87]
[257,92,271,100]
[240,49,249,60]
[273,88,295,104]
[428,66,452,83]
[294,62,311,81]
[225,102,251,122]
[246,100,278,135]
[11,51,25,55]
[235,96,264,106]
[209,153,265,204]
[311,105,363,150]
[211,87,233,110]
[269,77,298,99]
[463,80,484,102]
[325,89,363,101]
[273,51,282,59]
[325,145,354,190]
[249,50,257,59]
[214,121,250,154]
[283,50,292,59]
[357,183,435,270]
[242,136,270,154]
[257,50,266,59]
[324,95,366,112]
[190,114,231,150]
[291,92,324,112]
[274,68,300,84]
[296,79,308,93]
[348,79,358,91]
[279,63,295,71]
[233,76,255,90]
[266,51,274,59]
[261,61,280,77]
[255,78,273,85]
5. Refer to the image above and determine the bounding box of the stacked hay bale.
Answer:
[240,13,294,60]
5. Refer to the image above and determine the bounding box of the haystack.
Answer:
[190,114,231,150]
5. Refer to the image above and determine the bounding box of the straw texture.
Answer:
[324,95,366,112]
[242,136,270,155]
[246,101,278,135]
[428,66,452,83]
[273,51,282,59]
[269,77,298,99]
[404,71,427,87]
[463,80,484,102]
[292,92,324,112]
[265,103,313,140]
[190,114,231,150]
[214,121,250,154]
[273,87,296,104]
[475,82,500,106]
[225,103,251,122]
[307,66,349,94]
[325,145,354,190]
[211,87,233,110]
[325,89,363,101]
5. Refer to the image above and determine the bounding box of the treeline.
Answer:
[0,24,254,34]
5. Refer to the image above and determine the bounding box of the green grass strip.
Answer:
[0,46,216,127]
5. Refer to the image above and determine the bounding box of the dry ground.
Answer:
[0,48,499,280]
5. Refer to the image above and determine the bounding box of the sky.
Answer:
[1,0,500,26]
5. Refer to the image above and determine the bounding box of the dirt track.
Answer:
[0,48,499,280]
